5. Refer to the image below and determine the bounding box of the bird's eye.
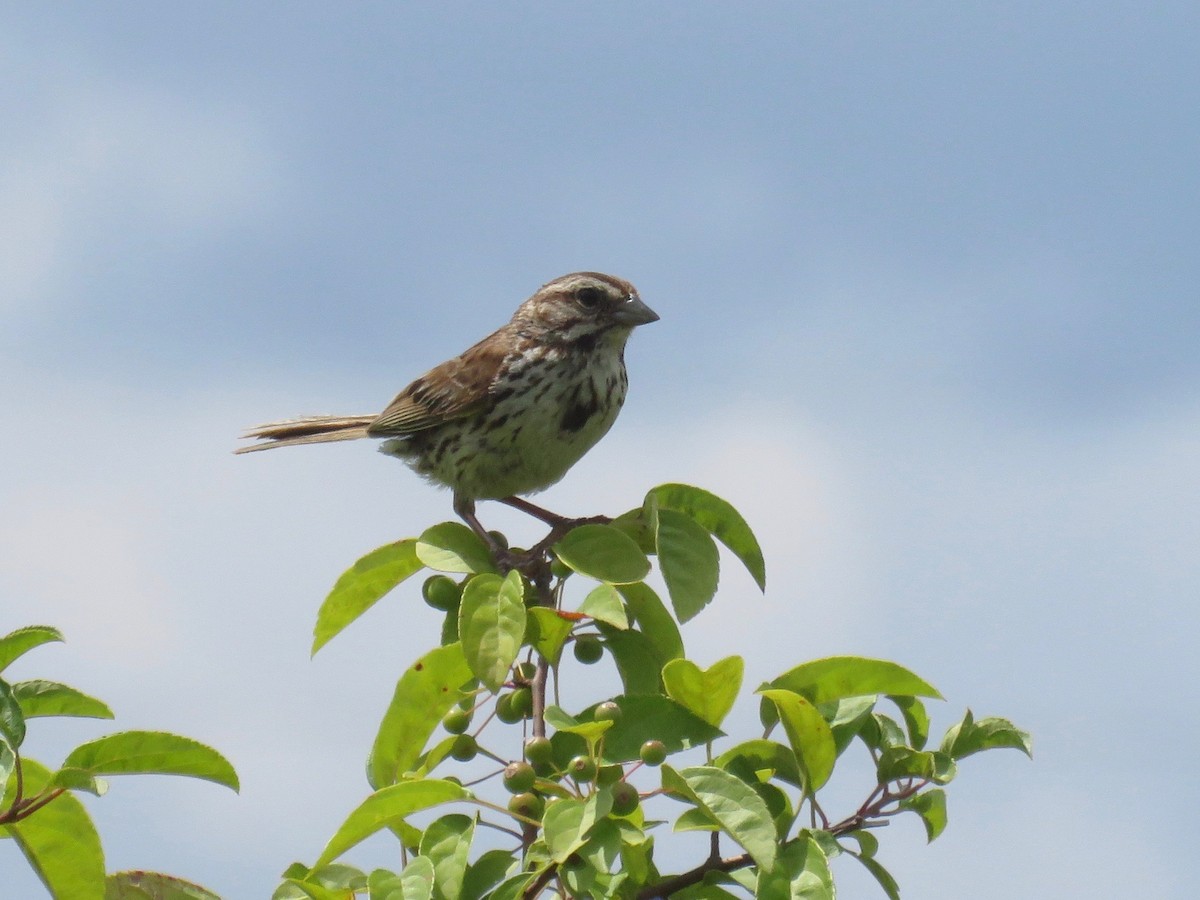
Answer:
[575,286,605,308]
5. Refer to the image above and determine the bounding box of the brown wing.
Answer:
[366,330,510,437]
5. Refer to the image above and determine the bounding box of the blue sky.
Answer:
[2,3,1197,897]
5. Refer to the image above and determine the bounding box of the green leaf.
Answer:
[544,705,614,745]
[759,689,836,792]
[60,731,239,791]
[578,816,622,873]
[419,813,475,900]
[274,879,344,900]
[601,628,667,695]
[305,864,367,890]
[313,540,425,654]
[587,695,723,763]
[554,524,651,584]
[940,710,1033,759]
[770,657,942,704]
[670,885,741,899]
[889,695,930,750]
[662,657,743,728]
[313,779,468,869]
[0,625,64,673]
[757,833,834,899]
[0,678,26,749]
[560,861,597,897]
[527,608,574,666]
[458,571,526,692]
[14,680,113,720]
[848,852,900,900]
[397,855,435,900]
[807,828,841,862]
[876,747,957,785]
[579,584,629,629]
[366,868,403,899]
[617,583,683,662]
[661,765,777,870]
[900,788,948,842]
[619,830,657,886]
[413,735,459,778]
[487,873,535,900]
[50,767,103,794]
[369,643,473,789]
[2,757,105,899]
[860,713,907,752]
[106,870,223,899]
[751,780,793,840]
[713,739,803,789]
[655,508,719,623]
[824,696,878,756]
[646,483,766,590]
[416,522,497,575]
[839,829,878,858]
[460,849,516,900]
[609,507,655,554]
[0,740,14,789]
[543,798,591,863]
[439,607,459,645]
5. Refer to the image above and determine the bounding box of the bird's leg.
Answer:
[498,495,566,526]
[499,495,611,529]
[461,495,611,577]
[455,494,545,577]
[453,495,507,558]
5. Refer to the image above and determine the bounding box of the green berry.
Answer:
[593,701,622,724]
[507,791,544,821]
[567,754,598,783]
[487,530,509,550]
[524,736,554,766]
[495,692,523,724]
[450,734,477,762]
[573,635,604,664]
[610,781,640,816]
[639,740,667,766]
[514,661,537,683]
[502,761,536,794]
[441,708,470,735]
[422,575,460,611]
[550,555,573,579]
[509,687,532,718]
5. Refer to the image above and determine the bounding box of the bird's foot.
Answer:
[457,496,614,582]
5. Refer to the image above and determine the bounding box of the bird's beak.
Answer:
[614,293,660,327]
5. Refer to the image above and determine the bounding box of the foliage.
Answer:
[277,483,1030,898]
[0,625,238,899]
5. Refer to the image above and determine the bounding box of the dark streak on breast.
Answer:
[561,397,599,433]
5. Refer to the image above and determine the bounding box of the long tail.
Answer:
[235,415,378,453]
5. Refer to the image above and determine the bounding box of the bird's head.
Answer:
[513,272,659,345]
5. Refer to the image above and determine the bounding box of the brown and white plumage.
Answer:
[238,272,658,536]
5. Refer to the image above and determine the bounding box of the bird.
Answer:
[237,272,659,556]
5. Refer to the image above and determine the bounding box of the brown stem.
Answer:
[522,862,560,899]
[0,787,66,824]
[827,778,930,835]
[636,852,754,899]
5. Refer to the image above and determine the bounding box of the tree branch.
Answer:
[636,852,754,899]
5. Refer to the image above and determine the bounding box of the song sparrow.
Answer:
[237,272,658,553]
